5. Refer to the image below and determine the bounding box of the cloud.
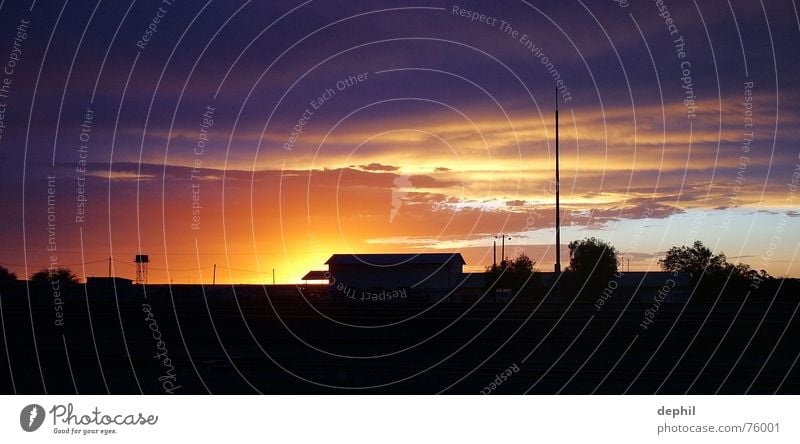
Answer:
[356,163,400,172]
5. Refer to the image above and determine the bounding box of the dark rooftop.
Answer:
[301,270,329,281]
[325,253,466,266]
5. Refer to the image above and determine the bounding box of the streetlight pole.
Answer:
[493,238,497,268]
[497,234,511,268]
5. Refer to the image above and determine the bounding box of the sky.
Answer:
[0,0,798,283]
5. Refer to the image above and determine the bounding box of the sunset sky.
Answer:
[0,0,798,283]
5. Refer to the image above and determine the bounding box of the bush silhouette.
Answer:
[0,265,17,281]
[30,267,80,285]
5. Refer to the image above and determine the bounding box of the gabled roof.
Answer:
[325,253,466,266]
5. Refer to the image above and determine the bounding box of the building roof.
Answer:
[325,253,466,266]
[86,276,134,286]
[301,270,329,281]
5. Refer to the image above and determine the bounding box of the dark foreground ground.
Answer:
[0,282,798,394]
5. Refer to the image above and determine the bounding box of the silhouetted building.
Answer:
[325,253,465,292]
[540,270,690,302]
[86,276,134,289]
[620,271,690,302]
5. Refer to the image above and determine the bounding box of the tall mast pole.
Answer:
[555,88,561,275]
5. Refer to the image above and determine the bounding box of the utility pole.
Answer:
[554,88,562,276]
[212,264,216,290]
[272,268,276,286]
[108,257,111,278]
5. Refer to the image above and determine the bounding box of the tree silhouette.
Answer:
[659,240,725,284]
[508,252,534,275]
[486,252,540,297]
[30,268,80,285]
[660,240,771,298]
[0,265,17,281]
[563,237,619,298]
[566,237,618,277]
